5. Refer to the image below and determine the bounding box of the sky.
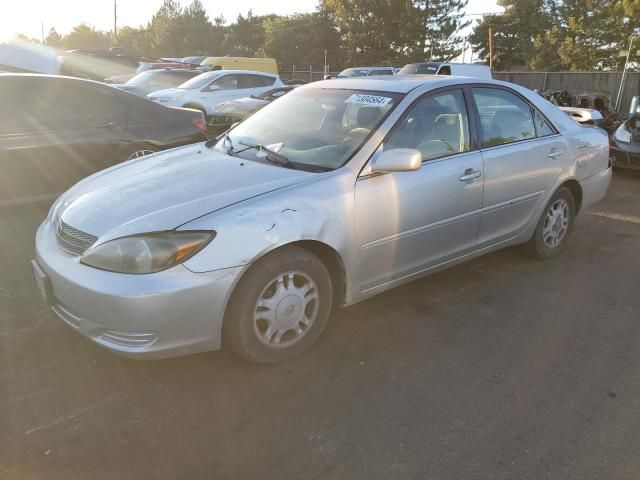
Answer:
[1,0,502,43]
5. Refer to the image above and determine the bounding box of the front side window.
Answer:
[213,74,238,90]
[369,70,393,76]
[385,89,471,161]
[473,87,536,147]
[218,88,402,171]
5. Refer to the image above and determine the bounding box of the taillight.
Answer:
[192,117,207,134]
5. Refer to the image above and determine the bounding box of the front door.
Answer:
[354,88,484,293]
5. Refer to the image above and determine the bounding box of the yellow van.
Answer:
[200,57,278,74]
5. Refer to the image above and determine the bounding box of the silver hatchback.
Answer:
[33,76,612,363]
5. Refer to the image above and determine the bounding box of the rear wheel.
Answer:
[525,187,576,259]
[224,247,333,364]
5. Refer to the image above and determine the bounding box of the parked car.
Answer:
[0,43,60,74]
[200,57,278,74]
[33,76,611,363]
[105,62,189,84]
[610,114,640,169]
[398,62,492,78]
[114,69,201,97]
[326,66,397,79]
[182,56,210,67]
[208,86,297,131]
[0,74,207,207]
[59,50,143,81]
[147,70,285,117]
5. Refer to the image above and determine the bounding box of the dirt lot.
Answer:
[1,172,640,480]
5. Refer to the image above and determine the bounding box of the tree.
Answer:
[225,11,269,57]
[115,26,152,57]
[471,0,554,70]
[147,0,185,56]
[554,0,619,70]
[45,28,64,48]
[64,24,111,50]
[183,0,215,55]
[264,12,342,70]
[412,0,470,61]
[321,0,415,65]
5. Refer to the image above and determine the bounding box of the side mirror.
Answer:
[371,148,422,173]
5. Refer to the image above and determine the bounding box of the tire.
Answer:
[524,187,576,259]
[224,246,333,364]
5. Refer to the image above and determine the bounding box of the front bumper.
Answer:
[34,220,243,359]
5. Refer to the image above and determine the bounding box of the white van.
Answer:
[398,62,491,79]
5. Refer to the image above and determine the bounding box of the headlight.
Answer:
[614,124,632,143]
[80,231,215,274]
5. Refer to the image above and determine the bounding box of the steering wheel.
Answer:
[340,128,370,149]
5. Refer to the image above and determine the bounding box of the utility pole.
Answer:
[488,27,494,69]
[113,0,118,41]
[41,21,45,44]
[615,33,637,111]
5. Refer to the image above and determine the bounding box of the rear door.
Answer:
[471,86,565,246]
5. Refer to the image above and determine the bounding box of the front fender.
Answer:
[180,168,358,280]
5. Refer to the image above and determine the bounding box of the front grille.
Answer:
[55,219,97,256]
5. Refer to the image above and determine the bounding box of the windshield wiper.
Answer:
[237,141,296,169]
[205,130,235,155]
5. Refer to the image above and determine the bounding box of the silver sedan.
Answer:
[33,76,612,363]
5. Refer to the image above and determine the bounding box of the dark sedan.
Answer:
[0,74,207,207]
[610,115,640,169]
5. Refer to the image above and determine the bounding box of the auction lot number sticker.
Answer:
[345,94,392,106]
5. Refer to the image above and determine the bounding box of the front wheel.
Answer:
[525,187,576,259]
[224,247,333,364]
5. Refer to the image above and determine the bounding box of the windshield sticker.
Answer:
[345,94,392,106]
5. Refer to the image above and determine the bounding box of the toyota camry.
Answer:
[33,76,612,363]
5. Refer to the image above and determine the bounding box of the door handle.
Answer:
[459,168,481,182]
[96,122,116,129]
[547,148,563,158]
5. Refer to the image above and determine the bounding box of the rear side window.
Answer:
[533,108,556,137]
[437,66,451,75]
[369,70,393,76]
[238,74,276,88]
[472,87,536,147]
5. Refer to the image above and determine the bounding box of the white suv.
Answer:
[147,70,285,117]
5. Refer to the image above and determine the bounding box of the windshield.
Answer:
[126,70,158,86]
[398,63,439,75]
[178,72,217,89]
[217,88,402,171]
[338,68,369,78]
[135,63,153,74]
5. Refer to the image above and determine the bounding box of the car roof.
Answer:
[307,75,504,94]
[201,69,278,77]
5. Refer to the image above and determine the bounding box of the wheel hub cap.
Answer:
[253,271,319,348]
[542,199,569,248]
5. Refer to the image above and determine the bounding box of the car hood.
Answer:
[147,88,186,100]
[216,97,268,114]
[114,84,144,96]
[55,144,312,241]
